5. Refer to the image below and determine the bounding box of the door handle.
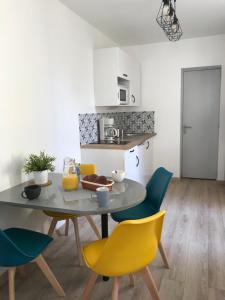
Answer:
[183,125,192,134]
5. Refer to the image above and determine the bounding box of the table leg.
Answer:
[101,214,109,281]
[101,214,108,238]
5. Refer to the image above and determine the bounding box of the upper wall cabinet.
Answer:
[129,60,141,106]
[94,47,141,107]
[118,49,132,80]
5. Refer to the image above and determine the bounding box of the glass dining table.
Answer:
[0,173,146,279]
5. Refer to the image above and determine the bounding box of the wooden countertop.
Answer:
[80,133,156,150]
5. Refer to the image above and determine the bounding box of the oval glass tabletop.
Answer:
[0,173,146,215]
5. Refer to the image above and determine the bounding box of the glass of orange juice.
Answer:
[62,157,79,191]
[62,174,78,191]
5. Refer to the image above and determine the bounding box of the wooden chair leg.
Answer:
[65,219,70,236]
[35,255,65,297]
[71,217,83,265]
[81,272,98,300]
[85,215,101,239]
[140,266,160,300]
[112,277,120,300]
[158,241,170,269]
[8,268,16,300]
[129,274,135,287]
[48,217,58,237]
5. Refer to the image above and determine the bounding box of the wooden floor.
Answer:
[1,178,225,299]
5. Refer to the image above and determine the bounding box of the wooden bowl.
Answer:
[80,179,114,192]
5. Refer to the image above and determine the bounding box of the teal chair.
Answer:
[111,167,173,268]
[0,228,65,300]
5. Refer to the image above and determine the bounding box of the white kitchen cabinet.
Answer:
[94,48,119,106]
[143,138,153,178]
[136,143,146,184]
[81,148,125,175]
[118,49,132,80]
[137,138,153,185]
[129,139,153,185]
[81,147,140,181]
[94,47,141,106]
[129,61,141,106]
[81,139,153,185]
[124,146,140,182]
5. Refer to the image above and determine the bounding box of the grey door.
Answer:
[181,67,221,179]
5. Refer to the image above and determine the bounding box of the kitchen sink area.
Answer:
[79,112,155,150]
[81,132,156,150]
[89,140,131,145]
[123,133,145,137]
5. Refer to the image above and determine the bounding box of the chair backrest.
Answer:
[145,167,173,213]
[79,164,96,176]
[92,211,166,276]
[0,230,31,267]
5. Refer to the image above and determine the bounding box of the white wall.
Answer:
[0,0,115,235]
[124,35,225,179]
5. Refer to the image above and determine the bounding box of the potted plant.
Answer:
[23,151,56,185]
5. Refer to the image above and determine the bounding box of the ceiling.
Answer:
[60,0,225,45]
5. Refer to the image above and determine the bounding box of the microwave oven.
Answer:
[118,85,129,105]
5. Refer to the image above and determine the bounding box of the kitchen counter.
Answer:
[80,133,156,150]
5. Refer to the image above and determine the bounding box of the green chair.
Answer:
[111,167,173,268]
[0,228,65,300]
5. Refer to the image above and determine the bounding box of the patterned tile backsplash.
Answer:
[79,111,155,144]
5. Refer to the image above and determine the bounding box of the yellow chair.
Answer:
[43,164,101,265]
[81,211,166,300]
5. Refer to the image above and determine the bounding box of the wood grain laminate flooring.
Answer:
[1,178,225,299]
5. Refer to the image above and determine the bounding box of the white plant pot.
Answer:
[33,170,48,185]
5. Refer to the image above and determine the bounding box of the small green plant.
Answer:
[23,151,56,174]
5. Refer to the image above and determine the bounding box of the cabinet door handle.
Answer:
[146,141,150,150]
[130,149,135,153]
[131,95,135,103]
[123,73,128,77]
[136,155,139,167]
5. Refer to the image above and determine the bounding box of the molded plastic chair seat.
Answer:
[43,211,77,219]
[79,164,96,176]
[111,202,157,223]
[111,167,172,223]
[0,227,65,300]
[43,164,101,265]
[82,238,107,268]
[4,228,52,264]
[81,211,166,300]
[111,167,173,270]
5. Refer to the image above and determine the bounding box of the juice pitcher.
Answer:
[62,157,79,191]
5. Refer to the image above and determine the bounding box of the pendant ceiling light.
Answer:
[156,0,183,41]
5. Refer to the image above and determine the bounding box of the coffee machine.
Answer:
[99,118,118,142]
